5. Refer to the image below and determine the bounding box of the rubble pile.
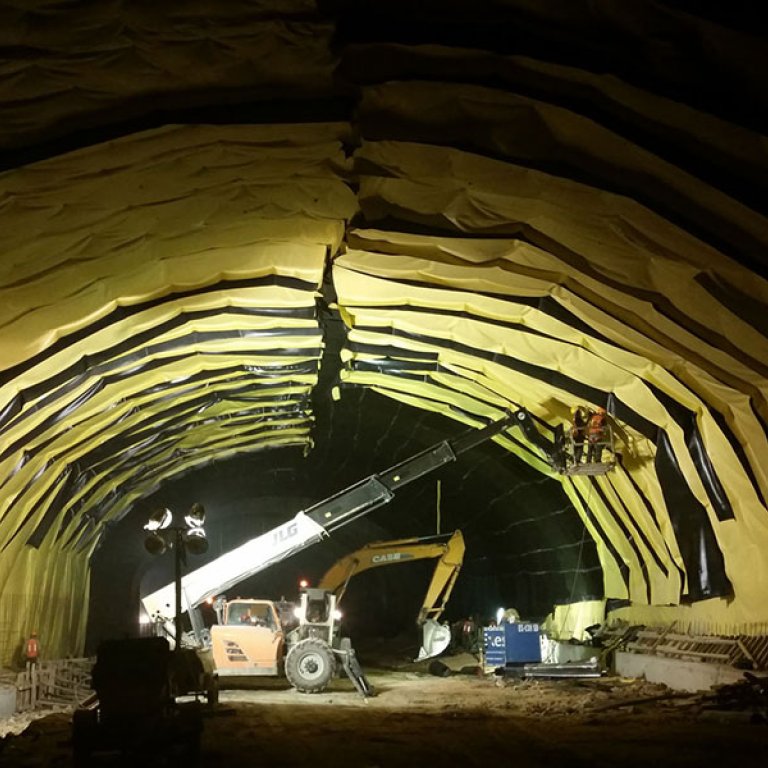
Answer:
[0,704,72,738]
[701,672,768,723]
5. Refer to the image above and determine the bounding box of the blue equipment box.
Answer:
[504,621,542,663]
[483,622,542,668]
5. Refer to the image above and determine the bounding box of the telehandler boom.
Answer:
[142,409,534,627]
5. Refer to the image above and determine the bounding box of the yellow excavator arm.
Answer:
[317,530,465,627]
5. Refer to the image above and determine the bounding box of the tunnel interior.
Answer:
[1,0,768,669]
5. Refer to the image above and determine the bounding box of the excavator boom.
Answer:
[317,530,466,660]
[319,531,465,616]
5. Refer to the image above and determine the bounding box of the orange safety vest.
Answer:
[588,411,606,442]
[25,635,39,660]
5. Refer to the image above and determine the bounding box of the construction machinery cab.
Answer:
[290,587,339,642]
[224,600,277,629]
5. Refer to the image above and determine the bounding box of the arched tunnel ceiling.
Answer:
[1,0,768,661]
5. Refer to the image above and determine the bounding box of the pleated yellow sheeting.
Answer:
[542,600,608,643]
[354,141,768,378]
[0,540,90,667]
[332,240,768,634]
[345,230,768,503]
[359,81,767,260]
[0,310,324,538]
[0,124,350,664]
[0,9,336,149]
[0,284,319,415]
[335,258,764,518]
[0,124,355,371]
[3,119,768,663]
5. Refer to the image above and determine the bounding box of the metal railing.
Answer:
[563,426,616,475]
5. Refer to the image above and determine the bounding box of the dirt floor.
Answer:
[1,649,766,767]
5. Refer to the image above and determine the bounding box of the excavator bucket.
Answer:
[416,619,452,661]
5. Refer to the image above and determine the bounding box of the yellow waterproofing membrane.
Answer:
[358,79,767,269]
[333,208,768,635]
[0,124,355,665]
[2,117,768,664]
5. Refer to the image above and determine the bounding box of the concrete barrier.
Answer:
[615,651,746,692]
[0,684,17,717]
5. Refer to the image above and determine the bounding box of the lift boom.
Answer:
[141,409,535,625]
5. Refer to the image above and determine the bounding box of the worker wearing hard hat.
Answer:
[25,631,39,670]
[571,405,591,463]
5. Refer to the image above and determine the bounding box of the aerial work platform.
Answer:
[563,459,616,477]
[560,428,617,477]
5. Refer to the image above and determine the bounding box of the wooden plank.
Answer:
[663,633,737,646]
[655,646,731,661]
[735,639,756,669]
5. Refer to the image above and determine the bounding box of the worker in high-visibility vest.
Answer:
[586,407,607,463]
[25,631,39,669]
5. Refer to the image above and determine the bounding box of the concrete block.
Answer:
[615,651,746,692]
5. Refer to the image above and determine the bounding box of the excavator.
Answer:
[316,530,466,660]
[140,407,557,696]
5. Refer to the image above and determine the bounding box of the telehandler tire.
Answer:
[285,638,337,693]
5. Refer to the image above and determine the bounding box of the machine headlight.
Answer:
[144,508,172,532]
[185,527,208,555]
[144,532,167,555]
